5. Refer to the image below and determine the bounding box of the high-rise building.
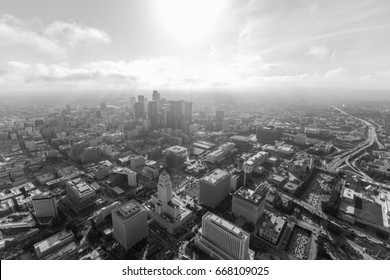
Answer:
[184,101,192,123]
[152,90,161,101]
[134,101,146,121]
[112,200,148,251]
[199,169,231,209]
[167,100,183,130]
[100,103,107,110]
[129,155,145,171]
[149,171,193,233]
[31,191,58,225]
[138,95,145,102]
[232,187,266,225]
[195,212,252,260]
[154,171,180,218]
[109,167,137,187]
[148,100,160,130]
[65,178,96,211]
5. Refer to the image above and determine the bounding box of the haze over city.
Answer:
[1,0,390,94]
[1,0,390,266]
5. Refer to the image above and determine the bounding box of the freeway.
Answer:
[327,106,390,191]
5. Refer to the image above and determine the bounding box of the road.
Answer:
[326,106,390,190]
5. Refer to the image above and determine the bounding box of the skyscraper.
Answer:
[148,100,160,130]
[199,168,231,209]
[112,200,148,251]
[152,90,161,101]
[134,101,146,121]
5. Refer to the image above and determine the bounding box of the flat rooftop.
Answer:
[166,145,187,153]
[111,167,136,175]
[201,169,229,185]
[34,230,74,255]
[244,151,268,166]
[343,188,355,200]
[260,213,286,235]
[234,187,265,206]
[67,178,95,197]
[205,212,247,239]
[113,200,144,222]
[32,191,55,200]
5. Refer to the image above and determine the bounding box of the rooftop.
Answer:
[234,187,265,206]
[201,169,230,185]
[205,212,247,240]
[67,178,95,197]
[166,145,187,153]
[260,213,286,235]
[110,166,136,175]
[34,230,74,255]
[113,200,144,222]
[32,191,55,200]
[244,151,268,166]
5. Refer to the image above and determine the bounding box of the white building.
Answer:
[149,171,193,234]
[195,212,252,260]
[242,151,268,173]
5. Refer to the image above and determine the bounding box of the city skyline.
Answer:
[1,0,390,93]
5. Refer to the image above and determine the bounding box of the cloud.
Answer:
[44,20,111,47]
[0,14,111,57]
[304,45,329,59]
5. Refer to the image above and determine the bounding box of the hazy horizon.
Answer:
[1,0,390,93]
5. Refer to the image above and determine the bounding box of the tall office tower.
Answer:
[134,101,146,121]
[112,200,148,251]
[144,97,149,119]
[100,103,107,110]
[184,101,192,123]
[138,95,145,102]
[195,212,251,260]
[152,90,161,101]
[148,100,160,130]
[216,110,225,122]
[32,192,58,225]
[168,100,184,130]
[199,169,231,209]
[232,187,266,225]
[96,110,102,119]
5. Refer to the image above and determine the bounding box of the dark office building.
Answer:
[256,126,283,143]
[134,101,146,120]
[152,90,161,101]
[138,95,145,102]
[167,100,184,130]
[148,101,160,130]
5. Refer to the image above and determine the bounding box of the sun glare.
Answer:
[154,0,225,45]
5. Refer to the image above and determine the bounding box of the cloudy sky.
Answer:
[1,0,390,92]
